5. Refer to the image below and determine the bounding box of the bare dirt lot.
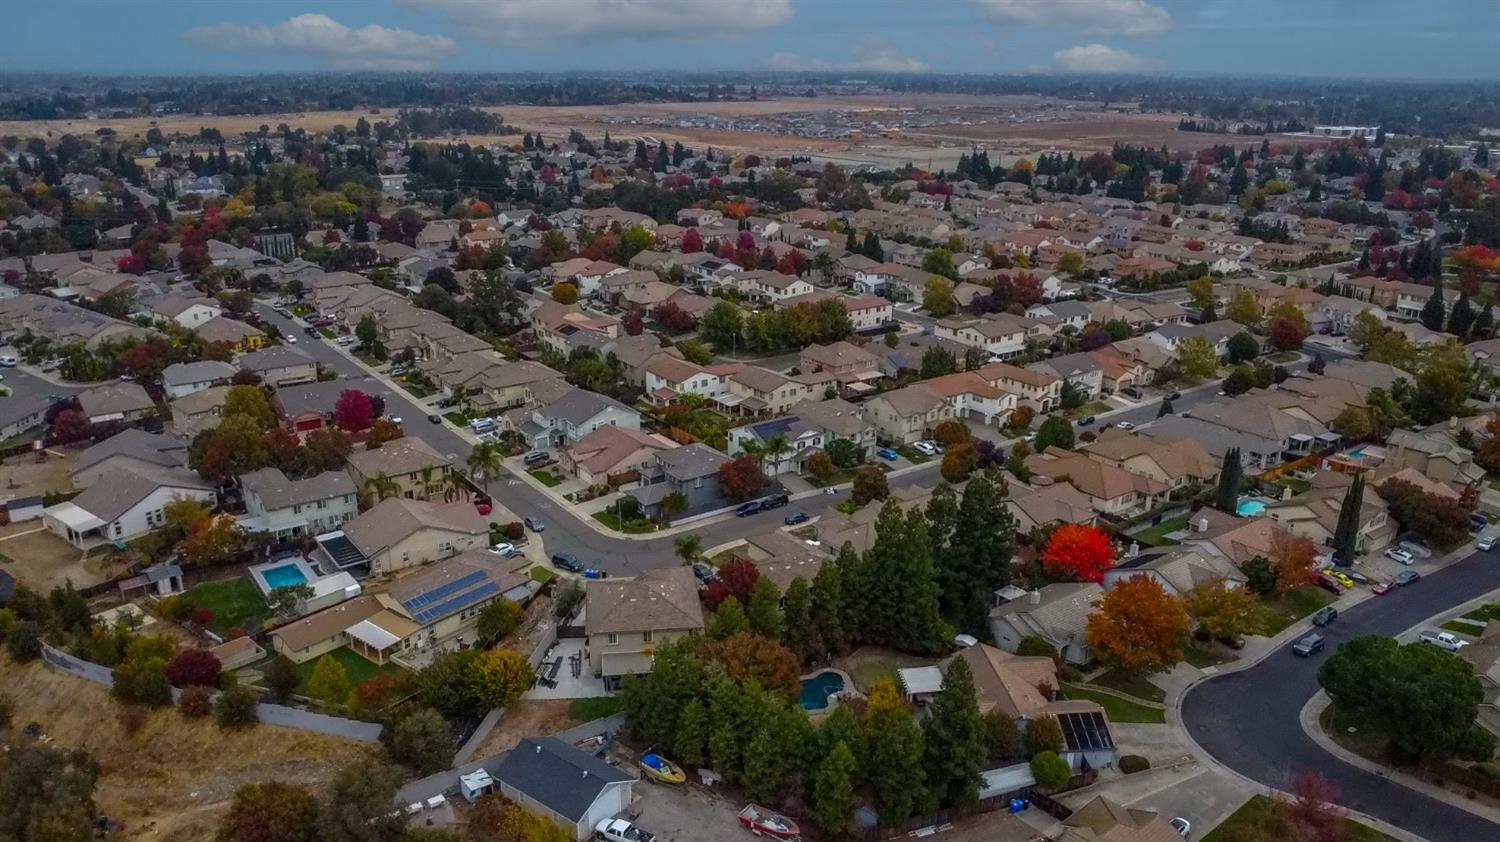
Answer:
[3,657,378,842]
[1,446,78,500]
[471,698,578,758]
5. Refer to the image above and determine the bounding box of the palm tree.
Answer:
[417,465,437,498]
[673,534,701,565]
[444,469,470,503]
[661,492,688,527]
[361,473,400,507]
[467,441,504,495]
[760,433,790,476]
[738,438,765,469]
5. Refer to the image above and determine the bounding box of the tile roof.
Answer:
[585,566,703,635]
[343,498,487,557]
[345,436,451,478]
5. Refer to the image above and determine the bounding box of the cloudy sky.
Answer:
[6,0,1496,80]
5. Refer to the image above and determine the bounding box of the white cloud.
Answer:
[769,39,929,73]
[405,0,793,47]
[182,13,458,71]
[1051,43,1168,73]
[976,0,1172,38]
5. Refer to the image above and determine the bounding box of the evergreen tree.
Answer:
[781,578,814,663]
[844,229,857,253]
[1332,473,1365,567]
[707,597,749,639]
[811,547,851,656]
[861,232,884,262]
[812,741,858,838]
[1200,303,1217,323]
[1420,282,1447,332]
[707,677,754,782]
[921,658,987,808]
[1215,448,1242,513]
[746,577,783,639]
[1449,291,1475,338]
[674,698,708,765]
[924,482,960,555]
[1157,399,1174,418]
[859,504,945,653]
[939,473,1017,636]
[865,698,926,825]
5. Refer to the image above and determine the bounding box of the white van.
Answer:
[468,417,497,434]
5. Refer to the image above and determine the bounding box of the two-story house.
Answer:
[933,312,1041,360]
[239,345,318,387]
[976,361,1061,413]
[864,384,956,444]
[1024,448,1168,518]
[627,443,733,518]
[586,566,704,690]
[643,354,740,405]
[505,386,641,449]
[800,341,882,392]
[1081,431,1218,496]
[725,366,828,417]
[239,468,359,540]
[341,497,489,576]
[161,360,237,400]
[345,437,455,503]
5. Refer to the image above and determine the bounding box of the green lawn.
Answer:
[180,578,272,635]
[1203,795,1399,842]
[1184,644,1233,669]
[1061,683,1165,723]
[530,566,556,584]
[893,445,930,464]
[1256,585,1336,636]
[319,328,337,339]
[1088,668,1166,703]
[294,647,407,691]
[1266,351,1301,363]
[1132,514,1189,547]
[568,696,623,721]
[592,511,658,534]
[1442,619,1487,635]
[806,469,856,488]
[1277,476,1311,494]
[528,468,563,487]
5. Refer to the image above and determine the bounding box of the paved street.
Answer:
[1181,549,1500,842]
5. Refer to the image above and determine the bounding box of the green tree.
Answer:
[219,781,319,842]
[922,657,987,808]
[701,300,744,350]
[1413,341,1474,424]
[707,597,749,639]
[1331,473,1364,566]
[746,578,783,639]
[1419,282,1447,332]
[1226,331,1260,364]
[923,276,957,317]
[1449,291,1476,338]
[1214,448,1241,513]
[214,682,260,729]
[674,698,709,766]
[673,534,702,565]
[476,599,524,644]
[1224,289,1262,327]
[851,464,889,506]
[1025,713,1065,755]
[939,473,1017,636]
[307,654,352,706]
[920,346,957,379]
[619,639,705,749]
[859,504,945,653]
[812,741,858,838]
[1176,335,1218,379]
[921,248,957,280]
[864,691,926,825]
[983,710,1021,760]
[382,708,452,775]
[1034,416,1075,452]
[356,313,381,352]
[1029,751,1071,791]
[1186,276,1215,307]
[317,762,408,842]
[810,550,850,656]
[781,578,815,663]
[222,384,276,430]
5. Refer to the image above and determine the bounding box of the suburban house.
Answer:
[0,396,50,441]
[421,352,565,413]
[1028,352,1105,398]
[919,371,1018,428]
[724,366,826,416]
[1383,428,1485,493]
[561,425,679,486]
[1081,431,1218,495]
[196,316,266,352]
[77,382,156,425]
[340,497,489,575]
[933,312,1039,360]
[71,429,188,489]
[345,437,455,503]
[977,361,1061,413]
[643,354,740,404]
[988,583,1102,666]
[799,341,881,392]
[147,294,220,329]
[170,385,230,438]
[161,360,237,399]
[1024,448,1168,518]
[239,468,359,540]
[1102,547,1246,597]
[490,738,635,841]
[503,386,641,449]
[1006,482,1099,533]
[864,384,956,444]
[1265,472,1394,555]
[627,443,732,518]
[1179,508,1290,567]
[44,466,216,549]
[239,345,318,387]
[531,301,622,354]
[1058,797,1182,842]
[729,269,815,303]
[777,291,893,332]
[586,566,704,690]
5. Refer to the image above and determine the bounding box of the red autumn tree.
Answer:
[704,557,760,609]
[1041,524,1117,583]
[736,231,756,252]
[717,455,768,503]
[50,409,93,444]
[622,308,645,336]
[698,631,801,699]
[1268,316,1307,351]
[333,389,375,432]
[1282,772,1346,842]
[655,301,698,333]
[165,647,223,687]
[681,228,703,253]
[1085,575,1191,673]
[263,426,304,473]
[714,239,735,259]
[1010,272,1045,308]
[776,250,808,276]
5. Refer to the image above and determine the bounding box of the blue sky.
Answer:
[6,0,1498,80]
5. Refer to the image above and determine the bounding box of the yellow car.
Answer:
[1325,569,1355,589]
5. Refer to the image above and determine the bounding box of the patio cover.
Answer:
[347,619,402,651]
[44,502,106,532]
[600,652,655,676]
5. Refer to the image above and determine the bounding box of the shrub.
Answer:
[179,685,215,718]
[116,705,149,736]
[112,657,172,707]
[157,596,192,622]
[214,683,259,729]
[166,648,223,687]
[504,522,524,540]
[5,621,42,662]
[264,655,300,703]
[1030,751,1072,791]
[1016,635,1057,658]
[190,608,214,627]
[1026,713,1065,755]
[382,707,453,775]
[1119,755,1151,774]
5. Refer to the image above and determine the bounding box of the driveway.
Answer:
[1181,547,1500,842]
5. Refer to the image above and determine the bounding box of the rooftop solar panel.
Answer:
[413,581,501,624]
[402,570,488,611]
[1058,711,1114,752]
[319,534,367,569]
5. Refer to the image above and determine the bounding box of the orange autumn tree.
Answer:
[1041,524,1117,583]
[1085,575,1191,674]
[1269,531,1319,593]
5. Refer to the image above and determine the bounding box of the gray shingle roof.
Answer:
[241,468,355,511]
[656,442,731,481]
[162,360,237,388]
[74,429,188,474]
[491,738,632,823]
[71,466,212,523]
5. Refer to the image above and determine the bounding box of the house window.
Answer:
[607,633,618,645]
[642,631,654,643]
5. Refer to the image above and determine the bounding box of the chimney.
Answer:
[1028,589,1041,605]
[1126,541,1140,559]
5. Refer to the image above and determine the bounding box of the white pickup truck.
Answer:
[1420,630,1470,651]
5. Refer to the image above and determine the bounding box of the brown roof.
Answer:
[345,436,450,479]
[272,594,383,652]
[977,360,1057,389]
[343,498,487,556]
[1060,796,1184,842]
[953,643,1060,719]
[1025,448,1169,502]
[585,566,703,635]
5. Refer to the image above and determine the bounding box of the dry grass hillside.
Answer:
[2,656,378,842]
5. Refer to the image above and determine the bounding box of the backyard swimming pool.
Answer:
[259,563,309,591]
[1236,500,1267,517]
[800,670,846,710]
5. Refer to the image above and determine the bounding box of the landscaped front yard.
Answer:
[893,445,930,464]
[592,510,659,534]
[180,577,272,635]
[528,468,564,487]
[1203,795,1399,842]
[1087,668,1166,703]
[1060,683,1165,724]
[1255,585,1336,636]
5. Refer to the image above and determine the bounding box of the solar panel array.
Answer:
[412,580,501,624]
[321,534,367,569]
[1058,711,1114,752]
[751,417,795,439]
[402,570,488,612]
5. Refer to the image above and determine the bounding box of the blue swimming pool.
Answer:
[1347,446,1368,458]
[1236,500,1267,517]
[260,563,308,590]
[800,671,845,710]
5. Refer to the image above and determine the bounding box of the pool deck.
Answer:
[247,555,319,597]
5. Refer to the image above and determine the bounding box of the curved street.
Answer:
[1181,549,1500,842]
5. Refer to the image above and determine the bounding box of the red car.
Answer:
[1372,578,1396,595]
[475,502,493,516]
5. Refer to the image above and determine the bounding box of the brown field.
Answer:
[0,92,1263,167]
[2,657,377,842]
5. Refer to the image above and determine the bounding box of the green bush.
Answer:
[1119,755,1150,774]
[5,621,42,662]
[1030,750,1072,791]
[1016,636,1057,658]
[214,683,259,729]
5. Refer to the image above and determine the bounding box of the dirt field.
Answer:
[0,526,123,591]
[2,657,378,842]
[1,446,78,500]
[471,698,578,758]
[0,93,1267,166]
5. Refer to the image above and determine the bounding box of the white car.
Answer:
[1170,817,1191,837]
[1479,534,1497,552]
[595,818,656,842]
[388,416,403,426]
[335,335,355,346]
[1385,547,1415,565]
[489,542,516,557]
[1116,421,1134,430]
[0,354,16,367]
[284,335,297,343]
[912,440,938,456]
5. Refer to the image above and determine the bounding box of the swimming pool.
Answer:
[800,670,845,710]
[260,563,309,590]
[1347,446,1368,458]
[1236,500,1267,517]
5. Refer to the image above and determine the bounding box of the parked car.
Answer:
[469,417,497,434]
[1384,547,1415,565]
[474,501,492,516]
[1480,532,1498,552]
[595,818,656,842]
[427,413,442,424]
[735,501,763,517]
[877,447,899,461]
[1116,421,1134,430]
[1122,387,1143,399]
[1420,630,1467,651]
[1470,512,1489,533]
[1078,415,1096,426]
[1315,572,1346,595]
[1164,390,1182,401]
[1292,633,1326,657]
[1372,577,1397,595]
[303,326,319,337]
[524,516,545,533]
[692,562,715,585]
[784,511,810,526]
[551,552,583,573]
[913,440,938,456]
[1324,569,1355,589]
[335,335,355,346]
[0,355,16,367]
[1170,817,1191,838]
[1394,570,1421,586]
[523,451,551,466]
[1311,606,1338,627]
[489,542,516,557]
[761,494,789,510]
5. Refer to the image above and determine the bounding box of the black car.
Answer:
[762,494,790,510]
[735,501,763,517]
[427,413,442,424]
[692,562,716,585]
[551,552,583,573]
[784,511,810,525]
[304,326,319,337]
[1292,633,1326,657]
[1311,606,1338,627]
[1078,415,1096,426]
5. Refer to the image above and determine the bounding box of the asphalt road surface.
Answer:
[1181,549,1500,842]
